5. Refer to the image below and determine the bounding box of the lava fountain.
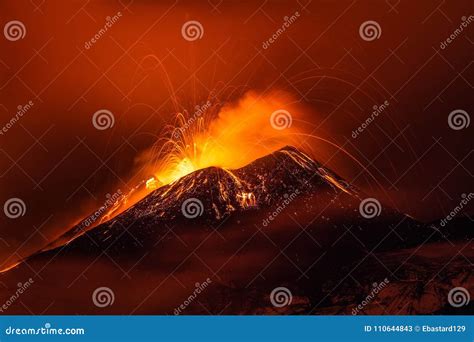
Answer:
[140,90,305,188]
[93,91,308,225]
[98,87,382,230]
[89,89,377,228]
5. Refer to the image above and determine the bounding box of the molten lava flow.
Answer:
[145,91,304,186]
[145,177,160,190]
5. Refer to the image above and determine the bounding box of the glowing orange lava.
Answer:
[145,177,160,190]
[89,91,305,226]
[144,91,303,186]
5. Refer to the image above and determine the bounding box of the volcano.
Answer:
[0,146,471,315]
[41,146,363,252]
[33,146,418,253]
[30,146,420,255]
